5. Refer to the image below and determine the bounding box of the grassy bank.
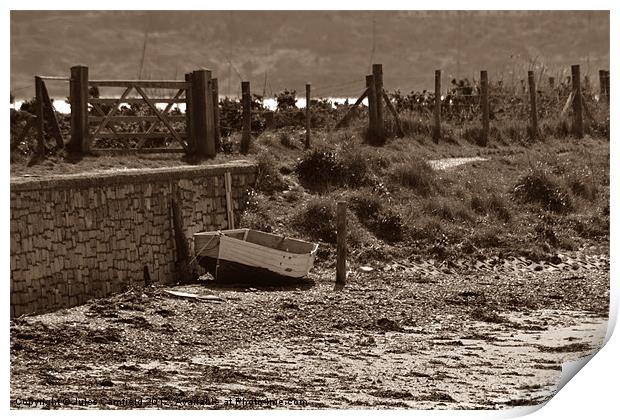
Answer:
[239,125,609,264]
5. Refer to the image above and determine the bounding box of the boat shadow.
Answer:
[205,277,316,292]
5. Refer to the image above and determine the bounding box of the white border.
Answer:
[3,3,617,420]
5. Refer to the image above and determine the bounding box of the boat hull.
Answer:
[194,229,318,285]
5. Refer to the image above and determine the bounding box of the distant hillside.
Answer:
[10,10,609,99]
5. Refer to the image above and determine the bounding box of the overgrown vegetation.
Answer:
[10,80,609,265]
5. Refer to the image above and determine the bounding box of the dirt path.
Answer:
[10,258,608,410]
[427,157,488,171]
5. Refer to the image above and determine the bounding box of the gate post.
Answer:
[69,65,89,153]
[191,69,216,158]
[184,72,194,153]
[212,78,220,153]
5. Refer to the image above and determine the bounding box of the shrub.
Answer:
[390,159,436,197]
[291,197,369,245]
[423,197,475,222]
[255,150,287,195]
[339,148,372,187]
[462,126,486,146]
[565,170,598,201]
[374,210,404,242]
[470,193,512,222]
[513,168,574,213]
[291,197,338,243]
[295,143,373,192]
[295,147,341,192]
[348,190,403,242]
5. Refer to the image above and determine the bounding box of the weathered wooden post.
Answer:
[366,74,377,143]
[548,76,555,90]
[604,70,610,104]
[571,64,584,138]
[184,73,194,152]
[212,78,220,152]
[528,70,538,138]
[191,69,216,157]
[264,111,274,129]
[480,70,489,146]
[69,65,89,153]
[240,81,251,154]
[336,201,347,286]
[372,64,384,143]
[305,82,311,149]
[34,76,46,156]
[433,69,441,142]
[599,70,606,101]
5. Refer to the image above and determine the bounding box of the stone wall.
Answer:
[10,161,257,317]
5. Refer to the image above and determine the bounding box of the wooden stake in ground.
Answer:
[34,76,46,157]
[433,69,441,142]
[372,64,385,143]
[336,201,347,286]
[171,192,192,284]
[305,83,311,149]
[381,91,403,137]
[571,64,584,138]
[527,70,538,139]
[224,171,235,230]
[40,79,64,149]
[604,70,610,104]
[240,81,251,154]
[334,88,368,129]
[366,74,378,143]
[480,70,489,146]
[599,70,606,102]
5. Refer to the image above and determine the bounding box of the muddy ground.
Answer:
[10,253,609,410]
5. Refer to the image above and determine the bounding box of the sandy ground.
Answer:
[10,255,608,410]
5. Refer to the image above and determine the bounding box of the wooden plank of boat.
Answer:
[218,234,316,278]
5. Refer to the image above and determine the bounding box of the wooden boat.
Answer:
[193,229,319,285]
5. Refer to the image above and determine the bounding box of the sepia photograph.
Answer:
[7,4,613,412]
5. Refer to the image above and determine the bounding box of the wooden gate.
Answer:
[67,65,217,158]
[87,79,190,153]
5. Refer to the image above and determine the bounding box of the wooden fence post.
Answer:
[305,82,311,149]
[336,201,347,286]
[549,77,555,90]
[599,70,606,102]
[366,75,377,143]
[527,70,538,138]
[69,65,89,153]
[34,76,46,156]
[604,70,610,104]
[571,64,584,138]
[480,70,489,146]
[240,81,251,154]
[191,69,216,157]
[212,78,220,152]
[184,73,194,153]
[372,64,384,143]
[433,69,441,142]
[264,111,274,129]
